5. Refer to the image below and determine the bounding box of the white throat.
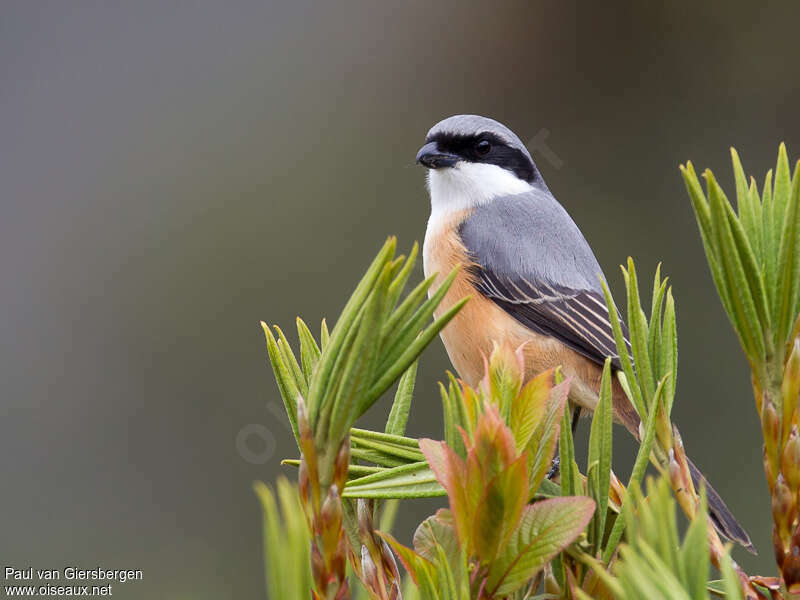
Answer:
[423,161,533,277]
[427,161,532,218]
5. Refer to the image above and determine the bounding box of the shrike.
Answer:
[417,114,752,551]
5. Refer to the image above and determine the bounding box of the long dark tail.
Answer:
[687,457,755,554]
[611,392,755,553]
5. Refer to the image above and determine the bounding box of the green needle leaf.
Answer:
[327,260,392,445]
[378,267,460,373]
[320,318,330,349]
[386,242,419,310]
[602,375,666,563]
[262,322,301,446]
[623,259,656,406]
[600,277,646,419]
[682,163,736,326]
[706,171,766,363]
[559,401,579,498]
[662,290,678,416]
[732,148,762,261]
[273,325,308,397]
[385,360,419,436]
[367,297,468,405]
[588,358,613,551]
[774,143,792,235]
[722,187,771,345]
[775,158,800,344]
[296,317,321,385]
[343,462,445,499]
[679,490,710,599]
[307,236,396,426]
[379,276,435,348]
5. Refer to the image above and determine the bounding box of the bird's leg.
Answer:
[546,454,560,480]
[546,407,582,480]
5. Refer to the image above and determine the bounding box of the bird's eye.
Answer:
[475,139,491,156]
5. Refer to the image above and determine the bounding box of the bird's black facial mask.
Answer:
[422,131,536,183]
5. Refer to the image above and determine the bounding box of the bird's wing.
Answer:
[471,267,628,369]
[459,190,631,369]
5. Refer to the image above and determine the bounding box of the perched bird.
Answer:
[417,114,753,551]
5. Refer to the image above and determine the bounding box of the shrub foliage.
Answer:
[258,145,799,599]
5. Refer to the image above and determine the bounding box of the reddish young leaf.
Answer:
[411,508,470,590]
[379,531,437,589]
[484,341,526,418]
[419,438,471,547]
[511,368,556,451]
[471,453,529,564]
[526,379,570,493]
[413,509,459,562]
[469,401,519,484]
[422,402,531,558]
[485,496,596,596]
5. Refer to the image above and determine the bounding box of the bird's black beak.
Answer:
[416,141,459,169]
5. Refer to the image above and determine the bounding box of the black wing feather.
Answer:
[470,266,630,370]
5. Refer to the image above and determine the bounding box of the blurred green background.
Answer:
[2,1,799,598]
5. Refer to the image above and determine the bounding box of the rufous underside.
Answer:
[423,209,640,434]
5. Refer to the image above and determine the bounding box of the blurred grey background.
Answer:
[2,1,799,597]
